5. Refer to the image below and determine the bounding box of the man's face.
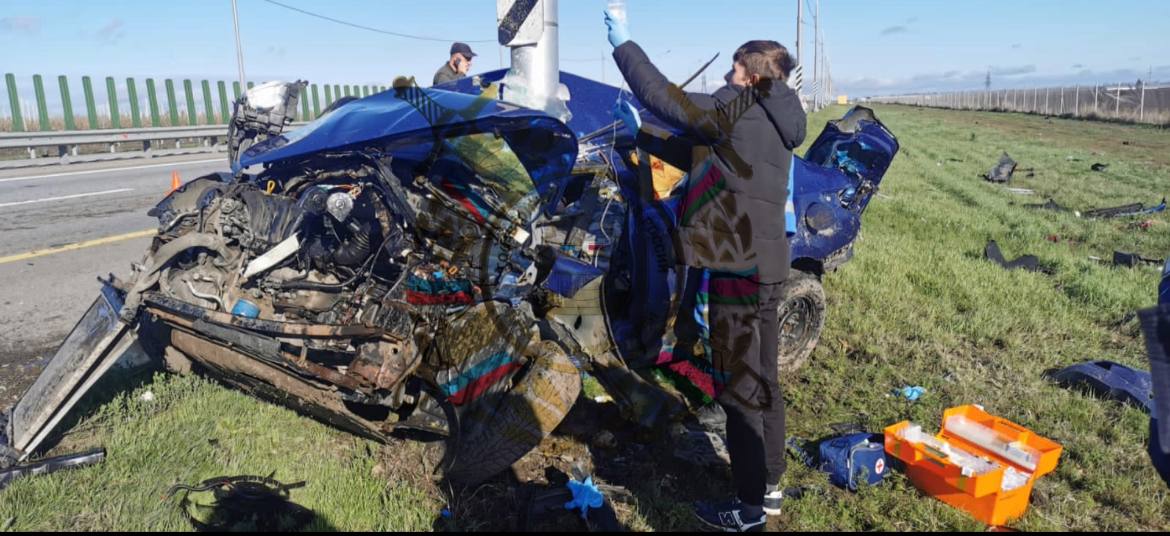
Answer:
[456,54,473,74]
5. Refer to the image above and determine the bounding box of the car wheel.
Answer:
[443,340,581,486]
[776,270,826,374]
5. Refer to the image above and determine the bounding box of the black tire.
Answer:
[443,341,581,486]
[776,270,827,373]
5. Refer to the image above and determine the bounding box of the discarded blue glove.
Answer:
[604,9,630,48]
[612,101,641,137]
[897,386,925,402]
[564,476,604,519]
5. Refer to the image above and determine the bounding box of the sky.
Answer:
[0,0,1168,103]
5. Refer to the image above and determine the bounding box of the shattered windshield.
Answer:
[439,132,542,223]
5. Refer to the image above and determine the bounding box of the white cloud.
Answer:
[0,16,41,34]
[95,18,125,44]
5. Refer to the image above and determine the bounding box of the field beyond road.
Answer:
[1,104,1169,531]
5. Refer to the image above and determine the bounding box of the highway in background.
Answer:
[0,155,228,403]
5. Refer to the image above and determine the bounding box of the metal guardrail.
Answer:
[0,125,229,150]
[0,122,306,170]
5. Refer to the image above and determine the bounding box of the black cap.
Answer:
[450,42,477,59]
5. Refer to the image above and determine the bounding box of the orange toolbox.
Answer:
[884,404,1062,526]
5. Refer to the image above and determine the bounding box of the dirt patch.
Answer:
[369,397,792,532]
[0,341,57,406]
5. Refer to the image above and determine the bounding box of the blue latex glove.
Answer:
[897,386,925,402]
[604,9,629,48]
[564,476,604,519]
[612,101,641,137]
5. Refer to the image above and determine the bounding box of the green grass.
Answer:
[0,372,438,531]
[777,104,1170,531]
[2,105,1169,531]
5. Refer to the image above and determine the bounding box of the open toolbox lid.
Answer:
[940,405,1062,476]
[884,404,1063,499]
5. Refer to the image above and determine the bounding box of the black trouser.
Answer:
[709,276,786,507]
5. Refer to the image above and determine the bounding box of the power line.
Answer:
[260,0,495,44]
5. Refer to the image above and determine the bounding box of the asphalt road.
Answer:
[0,155,231,404]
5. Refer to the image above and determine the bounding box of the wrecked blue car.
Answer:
[1,72,897,486]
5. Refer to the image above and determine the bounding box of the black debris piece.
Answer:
[985,240,1049,273]
[983,153,1018,183]
[1113,251,1164,268]
[1082,198,1167,219]
[1024,199,1071,213]
[1091,163,1109,172]
[522,467,627,532]
[0,448,105,491]
[166,474,314,532]
[781,484,826,501]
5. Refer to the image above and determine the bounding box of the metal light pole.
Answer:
[232,0,246,93]
[814,0,820,108]
[796,0,802,74]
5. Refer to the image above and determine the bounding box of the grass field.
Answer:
[1,104,1169,531]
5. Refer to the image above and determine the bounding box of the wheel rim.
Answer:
[778,296,817,355]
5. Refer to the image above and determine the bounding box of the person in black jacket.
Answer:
[606,10,806,533]
[433,42,476,86]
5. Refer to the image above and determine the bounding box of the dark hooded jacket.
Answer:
[614,40,806,283]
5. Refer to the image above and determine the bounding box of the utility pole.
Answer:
[796,0,802,75]
[814,0,820,109]
[231,0,246,93]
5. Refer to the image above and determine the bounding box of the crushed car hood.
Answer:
[237,87,578,204]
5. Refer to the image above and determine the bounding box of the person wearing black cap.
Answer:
[433,42,477,86]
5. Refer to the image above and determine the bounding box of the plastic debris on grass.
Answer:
[983,153,1018,183]
[1046,360,1154,414]
[985,241,1050,274]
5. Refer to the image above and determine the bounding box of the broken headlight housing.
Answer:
[228,80,307,168]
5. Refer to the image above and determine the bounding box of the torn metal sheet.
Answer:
[10,283,131,460]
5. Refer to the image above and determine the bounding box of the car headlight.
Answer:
[804,202,836,234]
